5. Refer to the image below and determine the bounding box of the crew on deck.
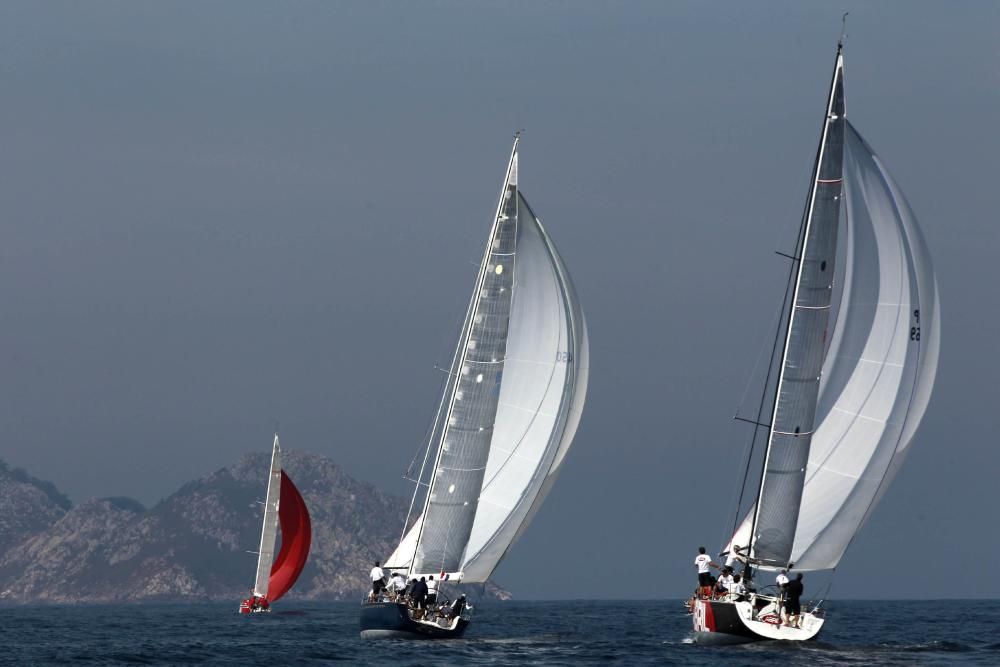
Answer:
[723,544,747,573]
[694,546,720,598]
[387,571,408,599]
[410,576,429,616]
[426,575,439,606]
[729,574,747,601]
[715,567,735,598]
[785,573,804,628]
[369,561,385,600]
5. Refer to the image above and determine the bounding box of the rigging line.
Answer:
[399,260,476,553]
[733,273,789,421]
[403,301,469,481]
[728,249,799,549]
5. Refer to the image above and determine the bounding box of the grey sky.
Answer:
[1,1,997,599]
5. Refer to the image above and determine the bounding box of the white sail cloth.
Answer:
[727,122,939,571]
[254,435,282,597]
[385,192,589,582]
[462,193,589,582]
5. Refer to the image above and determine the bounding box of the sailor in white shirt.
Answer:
[694,546,719,594]
[724,544,746,570]
[776,569,789,588]
[370,561,386,599]
[728,574,747,599]
[715,569,735,597]
[387,571,407,598]
[426,575,439,606]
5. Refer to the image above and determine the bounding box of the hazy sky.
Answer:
[1,1,998,600]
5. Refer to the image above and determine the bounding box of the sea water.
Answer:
[3,600,997,665]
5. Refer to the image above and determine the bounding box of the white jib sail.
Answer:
[253,435,282,597]
[727,122,939,571]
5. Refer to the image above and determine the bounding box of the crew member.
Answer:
[370,561,385,600]
[388,571,407,598]
[729,574,747,600]
[785,573,804,628]
[724,544,746,570]
[775,569,790,624]
[716,567,735,597]
[694,546,719,598]
[426,574,439,606]
[411,576,428,613]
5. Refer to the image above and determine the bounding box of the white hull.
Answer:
[692,597,823,643]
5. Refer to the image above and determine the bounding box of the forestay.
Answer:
[253,435,282,598]
[727,122,939,571]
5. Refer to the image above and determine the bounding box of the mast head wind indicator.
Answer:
[839,12,849,49]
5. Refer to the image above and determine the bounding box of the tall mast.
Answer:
[253,434,282,597]
[407,134,520,577]
[747,44,846,568]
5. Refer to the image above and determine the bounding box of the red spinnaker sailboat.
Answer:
[240,435,312,614]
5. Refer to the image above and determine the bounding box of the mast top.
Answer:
[838,12,849,50]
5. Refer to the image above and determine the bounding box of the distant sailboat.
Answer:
[693,38,940,643]
[360,134,589,639]
[239,435,313,614]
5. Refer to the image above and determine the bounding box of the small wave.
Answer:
[898,640,973,653]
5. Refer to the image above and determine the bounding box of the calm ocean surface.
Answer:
[3,600,997,666]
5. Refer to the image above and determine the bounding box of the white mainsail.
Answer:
[726,55,939,573]
[750,49,846,568]
[253,435,282,597]
[385,139,589,583]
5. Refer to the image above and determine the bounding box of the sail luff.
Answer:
[407,136,520,576]
[253,435,282,597]
[749,47,846,567]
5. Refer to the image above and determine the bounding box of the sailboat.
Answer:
[359,134,589,639]
[692,38,940,643]
[239,435,313,614]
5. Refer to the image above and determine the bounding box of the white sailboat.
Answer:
[693,38,940,643]
[360,134,590,638]
[239,435,312,614]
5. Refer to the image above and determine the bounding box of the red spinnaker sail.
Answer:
[267,471,312,603]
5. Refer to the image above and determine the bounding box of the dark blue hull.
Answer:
[359,601,470,639]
